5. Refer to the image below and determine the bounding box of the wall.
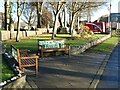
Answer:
[70,34,111,55]
[2,75,26,88]
[0,28,49,41]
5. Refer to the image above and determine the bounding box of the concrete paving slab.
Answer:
[24,52,107,88]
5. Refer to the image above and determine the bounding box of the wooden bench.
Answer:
[38,39,70,59]
[11,45,39,75]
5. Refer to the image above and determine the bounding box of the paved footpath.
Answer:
[97,42,120,88]
[23,52,108,88]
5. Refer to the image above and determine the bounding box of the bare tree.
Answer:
[16,0,26,42]
[22,2,37,31]
[83,2,106,22]
[41,7,53,28]
[47,1,66,39]
[66,1,106,36]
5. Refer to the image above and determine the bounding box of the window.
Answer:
[94,25,102,29]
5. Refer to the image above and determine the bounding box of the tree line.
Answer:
[4,0,107,41]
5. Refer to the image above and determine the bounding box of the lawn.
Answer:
[1,55,15,82]
[4,33,106,52]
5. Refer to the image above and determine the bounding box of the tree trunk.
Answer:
[10,23,14,39]
[77,17,80,30]
[28,23,31,31]
[47,22,49,34]
[16,16,20,42]
[58,13,63,28]
[52,14,59,39]
[70,19,74,35]
[64,6,67,27]
[4,0,10,31]
[16,0,26,42]
[37,12,42,28]
[37,1,43,28]
[16,0,20,42]
[69,14,75,35]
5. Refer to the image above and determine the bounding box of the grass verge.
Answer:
[87,36,118,54]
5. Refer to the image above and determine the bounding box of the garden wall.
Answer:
[70,34,111,55]
[0,28,51,41]
[2,75,26,89]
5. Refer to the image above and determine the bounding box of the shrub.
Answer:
[88,31,94,35]
[79,24,94,39]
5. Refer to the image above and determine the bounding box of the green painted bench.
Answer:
[38,39,70,59]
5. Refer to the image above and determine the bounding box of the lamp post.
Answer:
[109,1,112,37]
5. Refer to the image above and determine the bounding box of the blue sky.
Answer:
[0,0,120,22]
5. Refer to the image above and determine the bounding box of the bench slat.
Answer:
[42,48,69,52]
[21,59,35,65]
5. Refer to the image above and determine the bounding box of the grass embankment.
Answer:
[88,36,118,54]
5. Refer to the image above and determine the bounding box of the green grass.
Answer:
[88,36,118,54]
[4,33,106,52]
[1,56,15,82]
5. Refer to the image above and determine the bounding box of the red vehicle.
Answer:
[85,22,109,33]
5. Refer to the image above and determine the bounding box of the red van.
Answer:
[85,22,109,33]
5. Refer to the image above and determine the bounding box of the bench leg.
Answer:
[20,67,25,72]
[36,58,38,75]
[68,50,70,56]
[41,50,44,60]
[68,46,70,56]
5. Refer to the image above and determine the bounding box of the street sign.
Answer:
[110,13,120,22]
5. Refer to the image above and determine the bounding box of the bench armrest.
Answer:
[20,50,28,55]
[20,50,28,53]
[64,43,70,46]
[39,45,45,49]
